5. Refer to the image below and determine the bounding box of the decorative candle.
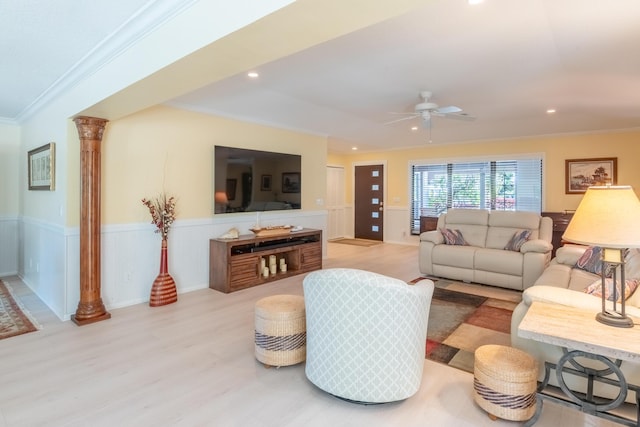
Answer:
[280,263,287,273]
[279,258,285,266]
[269,255,277,266]
[262,267,269,278]
[270,264,277,275]
[260,257,266,270]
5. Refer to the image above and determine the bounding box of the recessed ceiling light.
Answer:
[468,0,484,4]
[351,146,358,151]
[411,126,419,131]
[247,71,259,78]
[546,108,556,114]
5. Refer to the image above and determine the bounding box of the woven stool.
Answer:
[473,344,538,421]
[254,295,306,367]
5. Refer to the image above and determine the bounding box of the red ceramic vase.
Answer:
[149,239,178,307]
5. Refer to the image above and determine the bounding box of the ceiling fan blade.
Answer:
[383,115,418,125]
[434,105,462,114]
[441,112,476,121]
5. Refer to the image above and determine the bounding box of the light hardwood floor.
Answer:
[0,242,615,427]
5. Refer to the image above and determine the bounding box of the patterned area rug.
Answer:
[411,278,518,373]
[0,280,39,340]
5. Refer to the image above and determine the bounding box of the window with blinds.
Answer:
[410,157,543,235]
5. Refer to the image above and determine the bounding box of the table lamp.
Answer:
[214,191,229,213]
[563,185,640,328]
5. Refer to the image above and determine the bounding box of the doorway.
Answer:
[354,164,384,241]
[326,166,346,240]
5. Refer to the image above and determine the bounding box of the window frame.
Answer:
[409,154,545,235]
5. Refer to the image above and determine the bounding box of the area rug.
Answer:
[0,280,39,340]
[411,278,518,373]
[328,238,381,247]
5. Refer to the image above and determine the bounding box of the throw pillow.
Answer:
[440,228,468,246]
[504,229,532,252]
[574,246,615,277]
[583,278,640,302]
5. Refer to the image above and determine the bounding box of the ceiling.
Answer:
[4,0,640,153]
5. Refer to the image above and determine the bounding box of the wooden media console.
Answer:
[209,228,322,293]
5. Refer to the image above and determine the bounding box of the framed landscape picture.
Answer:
[282,172,300,193]
[565,157,617,194]
[28,142,55,191]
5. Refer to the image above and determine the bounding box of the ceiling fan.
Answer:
[385,91,476,126]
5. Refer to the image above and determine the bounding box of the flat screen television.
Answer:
[213,145,301,214]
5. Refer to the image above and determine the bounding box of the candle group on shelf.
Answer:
[261,256,287,278]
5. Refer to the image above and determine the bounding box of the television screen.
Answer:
[213,146,301,214]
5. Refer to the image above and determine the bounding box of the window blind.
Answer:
[410,157,543,235]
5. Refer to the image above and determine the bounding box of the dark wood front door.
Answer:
[354,164,384,241]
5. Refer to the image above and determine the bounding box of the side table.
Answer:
[518,301,640,426]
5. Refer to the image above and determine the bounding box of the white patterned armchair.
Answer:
[302,268,434,403]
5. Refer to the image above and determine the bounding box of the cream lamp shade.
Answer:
[563,186,640,249]
[563,185,640,328]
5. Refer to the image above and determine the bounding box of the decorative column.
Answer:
[71,116,111,326]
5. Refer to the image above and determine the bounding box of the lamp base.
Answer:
[596,311,634,328]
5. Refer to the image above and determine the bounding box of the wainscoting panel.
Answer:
[64,210,328,320]
[384,207,419,245]
[0,216,18,276]
[19,211,327,320]
[19,217,67,319]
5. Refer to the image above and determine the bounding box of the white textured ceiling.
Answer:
[0,0,154,120]
[169,0,640,151]
[4,0,640,153]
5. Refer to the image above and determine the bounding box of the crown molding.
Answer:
[15,0,198,124]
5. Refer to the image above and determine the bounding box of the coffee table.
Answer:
[518,301,640,426]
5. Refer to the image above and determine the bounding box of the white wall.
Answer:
[0,123,21,275]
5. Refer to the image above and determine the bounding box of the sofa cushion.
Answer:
[504,230,532,252]
[440,228,468,246]
[432,244,476,269]
[475,248,524,276]
[489,210,541,230]
[441,209,489,247]
[583,278,640,302]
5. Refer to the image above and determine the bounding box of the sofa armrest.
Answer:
[420,230,444,244]
[554,244,588,266]
[523,285,640,318]
[520,239,552,254]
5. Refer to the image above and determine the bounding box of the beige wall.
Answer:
[330,130,640,212]
[97,105,327,225]
[0,123,21,215]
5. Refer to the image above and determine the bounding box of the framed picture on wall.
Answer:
[282,172,300,193]
[28,142,55,191]
[565,157,617,194]
[260,174,272,191]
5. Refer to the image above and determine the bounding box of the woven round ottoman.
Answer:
[254,294,306,367]
[473,344,538,421]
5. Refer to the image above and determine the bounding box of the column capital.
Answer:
[73,116,108,141]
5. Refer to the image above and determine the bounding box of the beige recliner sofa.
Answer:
[419,209,553,291]
[511,245,640,403]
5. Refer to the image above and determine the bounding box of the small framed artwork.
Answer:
[565,157,617,194]
[28,142,56,191]
[226,178,237,201]
[282,172,300,193]
[260,174,272,191]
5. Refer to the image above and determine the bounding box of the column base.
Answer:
[71,311,111,326]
